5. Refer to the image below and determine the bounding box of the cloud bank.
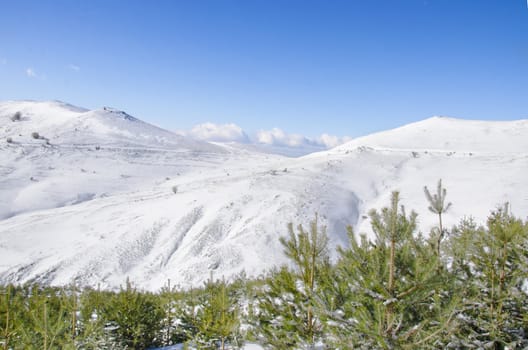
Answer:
[256,128,312,147]
[255,128,352,150]
[317,133,353,148]
[178,122,351,155]
[179,122,250,143]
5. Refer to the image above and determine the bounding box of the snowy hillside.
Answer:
[0,101,527,290]
[0,100,221,149]
[334,116,528,153]
[0,100,254,218]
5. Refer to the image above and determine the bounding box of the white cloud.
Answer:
[26,68,37,78]
[185,122,250,143]
[179,123,351,155]
[256,128,351,149]
[317,133,353,148]
[68,64,80,71]
[256,128,312,147]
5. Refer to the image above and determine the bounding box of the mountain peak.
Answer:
[0,100,223,151]
[98,107,139,122]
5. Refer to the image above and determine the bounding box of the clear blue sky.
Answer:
[0,0,527,138]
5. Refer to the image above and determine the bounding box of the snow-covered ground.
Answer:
[1,100,527,290]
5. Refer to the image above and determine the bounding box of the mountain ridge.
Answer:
[333,115,528,154]
[0,100,224,151]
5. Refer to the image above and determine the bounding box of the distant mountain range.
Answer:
[1,100,526,290]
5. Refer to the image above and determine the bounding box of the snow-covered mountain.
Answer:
[333,116,528,153]
[0,100,221,149]
[0,100,251,219]
[0,101,527,290]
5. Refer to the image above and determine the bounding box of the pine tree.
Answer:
[447,204,528,348]
[0,285,17,350]
[200,277,241,349]
[254,266,306,348]
[229,271,261,343]
[424,179,452,256]
[159,279,191,346]
[255,215,330,349]
[76,287,120,349]
[14,285,73,349]
[174,286,200,345]
[101,280,164,349]
[326,191,457,349]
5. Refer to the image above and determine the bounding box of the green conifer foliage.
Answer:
[101,280,164,349]
[254,266,305,348]
[424,179,452,256]
[447,205,528,349]
[14,285,73,349]
[158,279,191,346]
[174,286,201,345]
[0,285,18,350]
[76,287,121,349]
[193,277,241,350]
[255,215,330,349]
[328,191,456,349]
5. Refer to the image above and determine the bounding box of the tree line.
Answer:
[1,180,527,349]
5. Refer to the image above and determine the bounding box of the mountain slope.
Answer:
[0,100,221,149]
[0,102,526,290]
[333,116,528,153]
[0,100,276,219]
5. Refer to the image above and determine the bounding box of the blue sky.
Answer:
[0,0,527,140]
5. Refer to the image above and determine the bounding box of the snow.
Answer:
[334,116,528,153]
[0,101,527,290]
